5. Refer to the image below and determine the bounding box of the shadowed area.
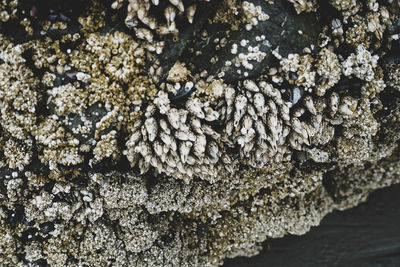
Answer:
[224,183,400,267]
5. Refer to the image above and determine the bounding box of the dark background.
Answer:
[224,183,400,267]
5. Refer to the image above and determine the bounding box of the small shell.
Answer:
[293,107,305,118]
[204,107,219,121]
[127,131,141,146]
[273,89,283,104]
[186,155,196,165]
[166,154,177,168]
[159,119,171,134]
[138,158,150,174]
[207,141,219,159]
[169,0,184,13]
[153,141,163,157]
[136,142,151,157]
[280,102,291,121]
[268,99,277,114]
[190,117,203,134]
[135,27,153,42]
[234,95,247,127]
[194,134,207,157]
[291,117,303,134]
[178,109,188,124]
[267,113,278,129]
[253,93,266,115]
[243,79,260,92]
[141,125,148,141]
[310,114,323,131]
[179,141,192,164]
[243,141,255,156]
[241,115,253,132]
[329,92,339,115]
[176,161,186,174]
[225,121,234,136]
[266,134,277,151]
[255,120,267,140]
[303,96,317,115]
[160,131,172,147]
[144,117,158,142]
[186,5,196,23]
[219,106,227,121]
[247,104,258,121]
[288,132,302,150]
[175,128,196,142]
[164,6,177,25]
[225,87,236,106]
[202,124,221,139]
[187,98,205,119]
[145,104,156,118]
[259,81,274,97]
[300,122,310,144]
[246,128,256,142]
[167,108,181,129]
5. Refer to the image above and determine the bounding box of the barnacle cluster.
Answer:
[0,0,18,22]
[125,90,235,182]
[111,0,211,41]
[1,0,400,266]
[288,0,317,14]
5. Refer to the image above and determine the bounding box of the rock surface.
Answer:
[0,0,400,266]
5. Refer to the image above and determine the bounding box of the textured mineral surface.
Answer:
[0,0,400,266]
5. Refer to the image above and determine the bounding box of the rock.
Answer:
[186,0,321,83]
[0,0,400,266]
